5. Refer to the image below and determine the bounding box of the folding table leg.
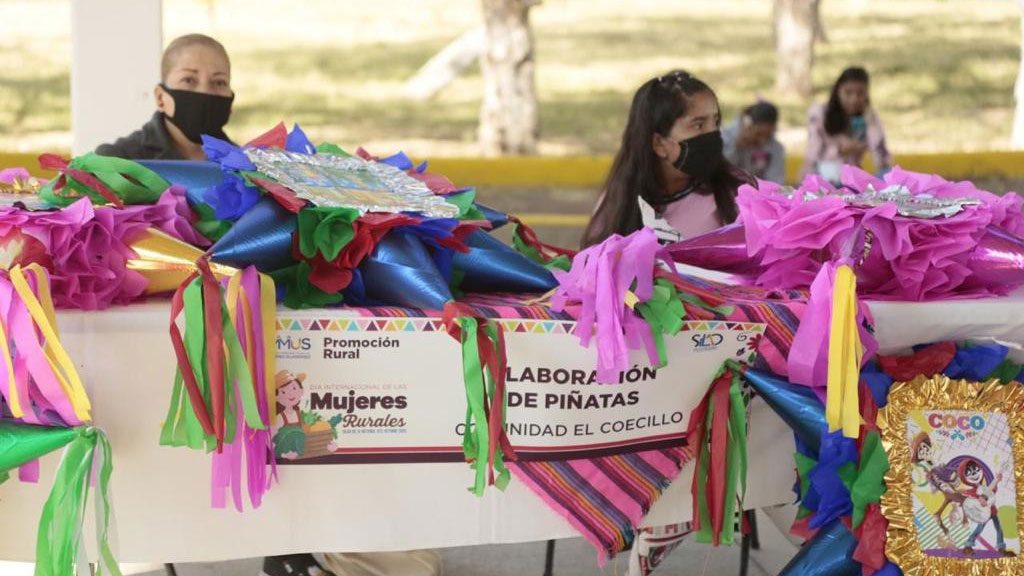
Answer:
[543,539,556,576]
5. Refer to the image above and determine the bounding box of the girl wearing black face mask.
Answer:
[96,34,235,161]
[582,70,751,247]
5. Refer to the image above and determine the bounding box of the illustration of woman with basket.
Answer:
[273,370,340,460]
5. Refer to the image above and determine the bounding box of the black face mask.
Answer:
[160,84,234,144]
[672,130,724,180]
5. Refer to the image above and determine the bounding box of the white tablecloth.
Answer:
[0,290,1022,562]
[868,292,1024,357]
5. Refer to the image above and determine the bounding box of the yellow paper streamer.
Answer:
[259,273,277,423]
[623,290,639,310]
[26,265,59,332]
[825,264,862,438]
[239,290,256,386]
[16,264,91,420]
[225,271,244,370]
[227,270,278,426]
[225,272,258,408]
[9,264,91,422]
[225,272,243,326]
[521,287,556,307]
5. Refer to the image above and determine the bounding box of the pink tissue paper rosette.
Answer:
[736,166,1024,300]
[11,185,209,310]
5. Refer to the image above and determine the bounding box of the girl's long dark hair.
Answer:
[582,70,743,247]
[824,66,869,136]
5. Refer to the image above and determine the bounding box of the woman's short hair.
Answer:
[161,34,230,82]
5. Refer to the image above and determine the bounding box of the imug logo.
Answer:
[276,335,312,351]
[691,333,724,350]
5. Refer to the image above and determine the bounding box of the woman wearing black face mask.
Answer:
[582,70,751,247]
[95,34,235,160]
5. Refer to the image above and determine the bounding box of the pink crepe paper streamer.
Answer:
[0,270,82,427]
[241,267,276,507]
[0,168,32,184]
[212,267,275,511]
[550,228,665,383]
[18,459,40,483]
[0,267,82,481]
[787,260,877,401]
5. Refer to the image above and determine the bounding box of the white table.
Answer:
[0,290,1022,562]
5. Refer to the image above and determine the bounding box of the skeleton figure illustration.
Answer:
[912,432,965,544]
[955,456,1015,557]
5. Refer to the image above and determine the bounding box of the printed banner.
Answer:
[273,315,765,463]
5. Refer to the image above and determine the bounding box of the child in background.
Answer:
[722,100,786,183]
[800,66,891,183]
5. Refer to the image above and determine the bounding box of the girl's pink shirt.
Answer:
[639,192,721,243]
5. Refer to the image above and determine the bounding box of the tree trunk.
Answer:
[812,0,827,44]
[204,0,217,29]
[478,0,539,156]
[402,26,485,101]
[774,0,816,99]
[1012,0,1024,147]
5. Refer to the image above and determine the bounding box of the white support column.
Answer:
[71,0,163,155]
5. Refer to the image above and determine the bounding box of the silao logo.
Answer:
[692,333,724,349]
[276,335,311,351]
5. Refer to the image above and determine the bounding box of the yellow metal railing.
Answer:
[5,149,1024,188]
[434,152,1024,187]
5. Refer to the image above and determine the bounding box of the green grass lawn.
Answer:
[0,0,1021,157]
